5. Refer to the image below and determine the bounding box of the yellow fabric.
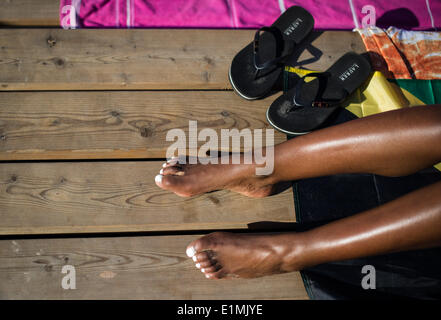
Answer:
[344,72,425,117]
[284,67,440,171]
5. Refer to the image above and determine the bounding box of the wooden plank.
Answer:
[0,161,295,235]
[0,29,365,91]
[0,236,308,299]
[0,91,286,160]
[0,0,59,26]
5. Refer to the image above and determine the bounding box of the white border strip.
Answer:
[126,0,131,28]
[230,0,238,28]
[278,0,286,13]
[131,0,135,27]
[116,0,120,27]
[426,0,436,30]
[226,0,235,28]
[348,0,359,29]
[72,0,81,28]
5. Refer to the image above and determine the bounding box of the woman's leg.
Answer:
[155,104,441,197]
[185,179,441,279]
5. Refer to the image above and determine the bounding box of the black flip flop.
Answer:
[229,6,314,100]
[266,52,372,135]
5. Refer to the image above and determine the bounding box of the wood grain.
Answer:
[0,161,295,235]
[0,29,365,91]
[0,91,286,160]
[0,0,59,26]
[0,235,308,299]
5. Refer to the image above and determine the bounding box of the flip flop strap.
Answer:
[293,72,348,108]
[253,26,289,71]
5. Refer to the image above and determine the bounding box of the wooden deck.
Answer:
[0,0,365,299]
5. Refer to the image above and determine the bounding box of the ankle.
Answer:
[277,233,312,272]
[221,152,279,186]
[252,164,280,186]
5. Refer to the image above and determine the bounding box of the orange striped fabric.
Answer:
[358,27,441,80]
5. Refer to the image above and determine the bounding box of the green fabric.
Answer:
[392,79,441,105]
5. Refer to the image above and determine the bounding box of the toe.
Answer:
[160,175,180,189]
[200,265,219,274]
[161,165,184,176]
[196,260,215,269]
[186,234,217,257]
[163,159,178,168]
[155,174,191,196]
[191,251,211,263]
[166,155,187,165]
[154,174,164,187]
[204,269,227,280]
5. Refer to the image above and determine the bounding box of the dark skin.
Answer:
[155,104,441,279]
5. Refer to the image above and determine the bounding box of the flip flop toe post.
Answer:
[267,52,372,135]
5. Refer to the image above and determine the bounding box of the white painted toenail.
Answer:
[155,174,163,184]
[162,163,167,168]
[195,263,201,269]
[205,274,210,278]
[201,268,205,273]
[186,247,196,258]
[159,168,164,174]
[192,255,198,262]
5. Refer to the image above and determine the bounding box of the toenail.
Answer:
[195,263,201,269]
[186,247,196,258]
[155,174,163,184]
[205,274,210,278]
[192,255,198,262]
[162,163,167,168]
[159,168,164,174]
[201,268,205,273]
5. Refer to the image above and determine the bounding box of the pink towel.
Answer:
[60,0,440,30]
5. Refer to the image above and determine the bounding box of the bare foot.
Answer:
[185,232,303,279]
[154,156,281,198]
